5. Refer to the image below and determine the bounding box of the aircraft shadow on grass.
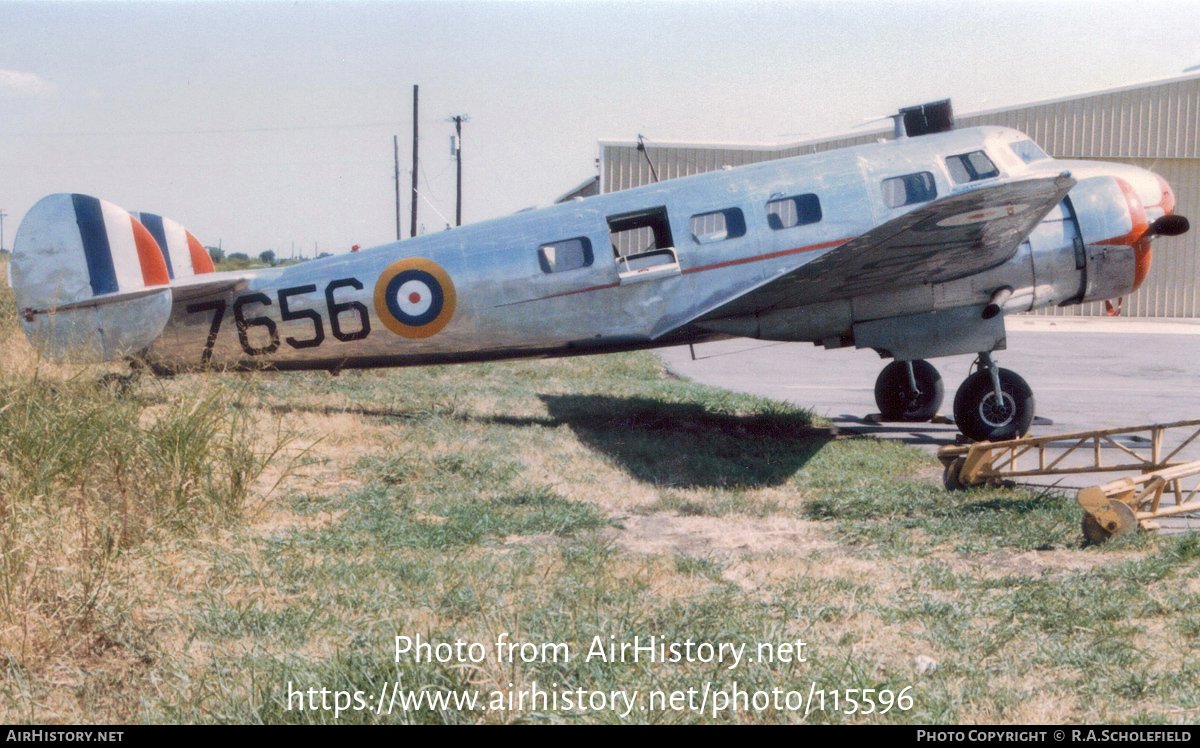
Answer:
[265,396,834,489]
[537,394,833,489]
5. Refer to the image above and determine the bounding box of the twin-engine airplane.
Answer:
[9,101,1190,443]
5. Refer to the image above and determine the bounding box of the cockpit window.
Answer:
[945,150,1000,184]
[1009,139,1050,164]
[882,172,937,208]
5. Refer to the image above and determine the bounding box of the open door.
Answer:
[607,207,681,284]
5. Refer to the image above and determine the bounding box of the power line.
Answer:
[419,157,449,204]
[0,120,404,138]
[416,161,450,230]
[412,186,451,227]
[0,158,388,168]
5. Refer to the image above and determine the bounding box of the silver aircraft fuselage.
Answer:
[143,125,1178,372]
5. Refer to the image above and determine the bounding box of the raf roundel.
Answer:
[373,258,457,339]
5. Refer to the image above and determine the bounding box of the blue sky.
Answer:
[2,0,1199,257]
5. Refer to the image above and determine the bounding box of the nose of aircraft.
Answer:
[1152,172,1176,217]
[1123,170,1189,292]
[1146,172,1189,237]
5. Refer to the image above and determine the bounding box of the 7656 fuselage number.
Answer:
[185,278,371,364]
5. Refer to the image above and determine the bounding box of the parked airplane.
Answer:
[9,101,1189,443]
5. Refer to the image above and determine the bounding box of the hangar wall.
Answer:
[599,73,1200,317]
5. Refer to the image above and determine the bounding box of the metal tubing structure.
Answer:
[938,419,1200,541]
[937,418,1200,484]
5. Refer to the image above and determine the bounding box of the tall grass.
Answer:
[0,262,290,671]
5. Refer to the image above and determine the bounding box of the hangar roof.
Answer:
[601,71,1200,161]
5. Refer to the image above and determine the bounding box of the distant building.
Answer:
[554,175,600,204]
[598,73,1200,318]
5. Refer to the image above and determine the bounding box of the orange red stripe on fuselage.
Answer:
[497,237,852,308]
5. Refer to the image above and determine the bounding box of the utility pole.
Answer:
[0,209,7,253]
[393,135,401,241]
[450,115,469,226]
[410,85,419,239]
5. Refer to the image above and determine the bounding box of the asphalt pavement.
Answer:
[658,315,1200,533]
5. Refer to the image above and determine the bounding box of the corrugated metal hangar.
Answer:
[598,73,1200,317]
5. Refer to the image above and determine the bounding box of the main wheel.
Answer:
[874,360,944,422]
[952,368,1035,442]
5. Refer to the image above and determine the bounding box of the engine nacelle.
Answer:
[1066,174,1148,304]
[1079,243,1136,304]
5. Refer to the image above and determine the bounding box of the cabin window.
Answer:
[945,151,1000,184]
[690,208,746,244]
[538,237,593,274]
[607,207,674,258]
[1009,139,1050,164]
[881,172,937,208]
[766,194,822,230]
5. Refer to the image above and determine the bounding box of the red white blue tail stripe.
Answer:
[73,194,170,294]
[12,194,170,314]
[133,210,216,279]
[10,193,182,362]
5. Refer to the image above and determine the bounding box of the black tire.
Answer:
[942,457,967,491]
[1081,513,1113,544]
[874,360,944,422]
[952,368,1035,442]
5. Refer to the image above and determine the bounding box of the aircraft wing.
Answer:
[680,174,1075,328]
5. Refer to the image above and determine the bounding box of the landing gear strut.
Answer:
[952,352,1035,442]
[874,359,943,422]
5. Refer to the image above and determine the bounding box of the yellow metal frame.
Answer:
[937,419,1200,541]
[1077,460,1200,534]
[937,418,1200,485]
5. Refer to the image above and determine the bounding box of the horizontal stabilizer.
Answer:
[17,287,175,363]
[12,194,185,361]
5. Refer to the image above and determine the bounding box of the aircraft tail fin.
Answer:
[10,193,176,362]
[131,210,216,279]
